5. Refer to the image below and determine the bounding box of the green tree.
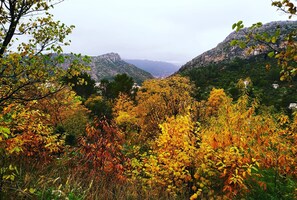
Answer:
[63,72,97,100]
[100,74,134,99]
[85,95,113,120]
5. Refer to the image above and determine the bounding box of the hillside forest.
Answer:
[1,0,297,200]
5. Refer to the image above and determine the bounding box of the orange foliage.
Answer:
[205,88,231,117]
[1,103,63,157]
[76,120,127,182]
[32,87,88,127]
[191,89,297,199]
[129,88,297,199]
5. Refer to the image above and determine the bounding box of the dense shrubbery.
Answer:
[1,0,297,199]
[2,73,297,199]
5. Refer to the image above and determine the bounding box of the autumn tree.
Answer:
[135,75,197,139]
[190,89,297,199]
[32,87,89,145]
[113,75,198,149]
[113,93,138,137]
[131,114,199,197]
[0,1,81,197]
[0,0,77,106]
[75,120,127,183]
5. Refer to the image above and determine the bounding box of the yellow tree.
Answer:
[32,87,89,145]
[134,75,196,142]
[135,113,199,197]
[113,94,138,143]
[33,87,88,126]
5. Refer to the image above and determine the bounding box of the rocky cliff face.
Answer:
[179,20,297,73]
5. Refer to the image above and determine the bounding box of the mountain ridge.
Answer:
[178,20,297,73]
[89,53,154,84]
[178,20,297,113]
[62,52,154,84]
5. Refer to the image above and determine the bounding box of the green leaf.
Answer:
[268,51,275,58]
[239,42,247,49]
[230,40,238,46]
[0,127,10,138]
[237,20,243,26]
[232,23,237,30]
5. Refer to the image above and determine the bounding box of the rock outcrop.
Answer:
[179,21,297,73]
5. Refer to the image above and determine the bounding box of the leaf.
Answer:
[232,23,237,30]
[29,188,36,194]
[230,40,238,46]
[239,42,247,49]
[0,127,10,138]
[268,51,275,58]
[271,36,276,43]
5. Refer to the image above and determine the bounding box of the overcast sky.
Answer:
[51,0,291,65]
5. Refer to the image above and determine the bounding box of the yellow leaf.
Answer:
[29,188,36,194]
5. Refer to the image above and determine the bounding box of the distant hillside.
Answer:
[179,20,297,73]
[124,59,180,78]
[89,53,154,84]
[178,21,297,113]
[62,53,154,84]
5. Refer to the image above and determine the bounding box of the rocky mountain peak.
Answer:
[178,20,297,73]
[86,52,153,84]
[96,52,121,62]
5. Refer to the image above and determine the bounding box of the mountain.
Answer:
[178,21,297,113]
[179,20,297,73]
[61,53,154,84]
[124,59,180,78]
[87,53,154,84]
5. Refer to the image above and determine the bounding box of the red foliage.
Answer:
[76,120,127,182]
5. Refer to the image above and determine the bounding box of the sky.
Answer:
[51,0,291,65]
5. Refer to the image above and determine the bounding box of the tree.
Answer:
[134,114,199,196]
[113,75,197,146]
[85,95,113,120]
[190,89,297,199]
[100,74,134,99]
[135,75,196,138]
[0,1,79,197]
[272,0,297,18]
[0,0,76,106]
[0,0,72,56]
[63,72,97,100]
[76,120,127,183]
